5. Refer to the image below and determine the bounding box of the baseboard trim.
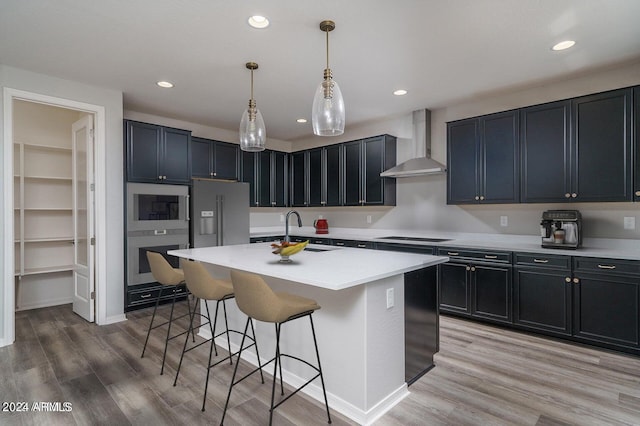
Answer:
[101,314,127,325]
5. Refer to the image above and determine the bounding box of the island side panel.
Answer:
[364,275,407,411]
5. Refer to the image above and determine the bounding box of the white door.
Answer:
[72,115,95,321]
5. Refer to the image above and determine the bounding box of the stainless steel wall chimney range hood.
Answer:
[380,109,447,178]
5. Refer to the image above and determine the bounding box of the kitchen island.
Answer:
[169,242,448,425]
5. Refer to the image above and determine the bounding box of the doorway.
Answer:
[12,100,95,320]
[3,88,108,346]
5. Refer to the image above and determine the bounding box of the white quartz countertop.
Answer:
[250,226,640,261]
[168,243,448,291]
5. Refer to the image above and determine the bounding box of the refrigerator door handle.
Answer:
[185,195,190,221]
[216,195,224,246]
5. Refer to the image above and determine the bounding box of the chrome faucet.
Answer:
[284,210,302,243]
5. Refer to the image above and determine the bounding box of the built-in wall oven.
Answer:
[126,183,190,286]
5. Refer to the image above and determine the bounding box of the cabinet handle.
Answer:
[335,242,345,246]
[357,244,367,248]
[479,196,485,201]
[573,278,580,284]
[475,196,480,201]
[533,259,549,263]
[140,293,152,299]
[213,172,217,176]
[484,255,497,259]
[154,229,167,235]
[571,193,577,198]
[565,277,571,283]
[159,175,163,180]
[447,252,459,256]
[466,266,471,271]
[636,190,640,196]
[271,201,276,206]
[597,264,616,270]
[565,193,571,198]
[470,266,476,272]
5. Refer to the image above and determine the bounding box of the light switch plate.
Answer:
[386,288,394,309]
[500,216,508,227]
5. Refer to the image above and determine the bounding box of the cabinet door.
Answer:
[447,119,479,204]
[308,148,323,206]
[438,262,471,315]
[290,151,307,207]
[126,121,162,183]
[363,136,387,205]
[241,151,256,206]
[162,128,191,184]
[572,88,633,202]
[343,141,362,206]
[481,111,519,203]
[514,268,572,335]
[272,151,288,207]
[573,273,639,348]
[213,141,239,180]
[257,150,271,207]
[191,137,212,178]
[472,264,511,324]
[520,101,571,202]
[635,87,640,201]
[325,144,342,206]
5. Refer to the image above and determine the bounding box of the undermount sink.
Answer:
[376,236,452,243]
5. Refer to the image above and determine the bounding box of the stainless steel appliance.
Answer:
[190,179,250,248]
[126,183,190,285]
[540,210,582,249]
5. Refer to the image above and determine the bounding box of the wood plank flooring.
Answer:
[1,303,639,425]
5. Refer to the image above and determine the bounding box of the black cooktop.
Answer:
[376,236,451,243]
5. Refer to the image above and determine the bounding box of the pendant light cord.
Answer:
[325,29,330,70]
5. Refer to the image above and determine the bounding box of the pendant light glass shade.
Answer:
[239,62,266,151]
[312,20,345,137]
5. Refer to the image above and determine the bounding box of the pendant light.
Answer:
[312,20,345,136]
[239,62,266,151]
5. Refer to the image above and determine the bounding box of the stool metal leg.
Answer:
[269,323,282,425]
[221,317,251,425]
[141,288,163,358]
[309,314,332,424]
[160,285,179,375]
[202,300,217,411]
[173,297,200,386]
[249,318,265,383]
[222,299,233,365]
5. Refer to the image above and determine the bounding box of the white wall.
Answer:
[1,65,124,345]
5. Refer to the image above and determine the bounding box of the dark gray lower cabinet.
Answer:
[573,257,640,350]
[514,253,572,336]
[438,248,512,324]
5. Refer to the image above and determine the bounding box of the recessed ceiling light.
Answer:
[248,15,269,29]
[156,81,174,88]
[552,40,575,51]
[393,89,408,96]
[296,118,307,123]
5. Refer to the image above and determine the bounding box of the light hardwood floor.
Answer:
[1,302,639,425]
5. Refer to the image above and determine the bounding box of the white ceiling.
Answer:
[2,0,640,141]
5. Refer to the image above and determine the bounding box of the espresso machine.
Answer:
[540,210,582,249]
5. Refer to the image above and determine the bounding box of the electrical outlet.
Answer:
[624,216,636,230]
[386,288,394,309]
[366,215,372,224]
[500,216,508,227]
[319,214,324,219]
[279,214,284,222]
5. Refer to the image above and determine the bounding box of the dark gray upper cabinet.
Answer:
[242,149,288,207]
[344,135,396,206]
[191,137,239,181]
[125,120,191,184]
[520,100,571,203]
[447,110,519,204]
[571,88,633,202]
[636,87,640,201]
[290,144,344,207]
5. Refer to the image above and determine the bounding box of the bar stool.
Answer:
[221,269,331,425]
[141,251,195,375]
[173,260,264,412]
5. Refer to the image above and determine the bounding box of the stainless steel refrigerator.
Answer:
[190,179,250,248]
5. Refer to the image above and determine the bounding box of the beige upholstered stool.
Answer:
[141,251,195,375]
[173,260,263,412]
[221,270,331,425]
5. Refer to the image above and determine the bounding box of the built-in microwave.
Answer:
[126,183,189,232]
